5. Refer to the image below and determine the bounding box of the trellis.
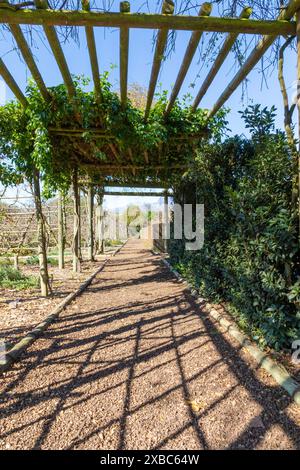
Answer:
[0,0,300,182]
[0,0,300,295]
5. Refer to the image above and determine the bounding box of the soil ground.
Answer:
[0,239,300,450]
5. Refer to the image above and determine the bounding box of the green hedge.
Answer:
[169,105,300,351]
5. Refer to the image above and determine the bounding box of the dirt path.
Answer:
[0,239,300,450]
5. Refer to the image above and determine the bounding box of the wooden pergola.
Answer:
[1,0,300,187]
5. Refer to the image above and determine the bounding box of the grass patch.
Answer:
[0,266,39,290]
[26,255,58,266]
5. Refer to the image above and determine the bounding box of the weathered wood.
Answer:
[208,0,300,118]
[119,1,130,108]
[33,167,49,297]
[104,191,171,196]
[34,0,75,98]
[82,0,102,104]
[145,1,175,120]
[0,8,297,36]
[87,185,94,261]
[192,7,252,111]
[0,57,27,106]
[72,169,80,272]
[165,3,212,117]
[57,191,65,269]
[9,23,51,101]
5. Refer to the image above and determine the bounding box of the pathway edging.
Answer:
[0,242,127,375]
[154,251,300,407]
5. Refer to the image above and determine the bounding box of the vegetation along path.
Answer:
[0,240,300,450]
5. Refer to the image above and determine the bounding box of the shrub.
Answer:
[169,105,299,351]
[0,266,38,290]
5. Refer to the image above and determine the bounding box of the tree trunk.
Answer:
[58,191,65,269]
[72,169,80,273]
[33,167,49,297]
[78,187,82,261]
[87,185,94,261]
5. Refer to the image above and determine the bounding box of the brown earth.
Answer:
[0,239,300,450]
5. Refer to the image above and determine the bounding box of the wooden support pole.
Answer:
[32,168,49,297]
[208,1,300,118]
[164,2,212,117]
[57,191,64,269]
[0,8,297,36]
[145,1,174,120]
[87,185,94,261]
[120,1,130,109]
[82,0,102,104]
[72,169,80,272]
[163,189,169,252]
[9,26,51,102]
[296,10,300,241]
[0,58,27,107]
[192,6,252,111]
[34,0,76,99]
[96,204,104,254]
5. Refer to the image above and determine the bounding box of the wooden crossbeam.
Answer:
[82,163,187,170]
[104,191,172,196]
[144,1,175,120]
[208,0,300,118]
[1,0,50,101]
[9,23,51,102]
[0,57,27,106]
[82,0,101,104]
[34,0,76,99]
[164,2,212,117]
[120,1,130,109]
[0,8,297,36]
[192,6,252,111]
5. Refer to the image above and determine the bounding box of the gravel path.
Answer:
[0,239,300,450]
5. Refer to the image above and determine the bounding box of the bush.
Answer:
[169,105,300,351]
[0,266,39,290]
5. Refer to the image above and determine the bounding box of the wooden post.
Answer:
[32,168,49,297]
[163,190,169,252]
[296,10,300,241]
[87,185,94,261]
[78,187,82,261]
[96,204,104,254]
[72,169,80,272]
[57,191,65,269]
[120,1,130,109]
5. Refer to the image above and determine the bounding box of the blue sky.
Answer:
[0,7,298,208]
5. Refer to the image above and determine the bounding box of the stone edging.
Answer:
[0,242,127,375]
[153,251,300,407]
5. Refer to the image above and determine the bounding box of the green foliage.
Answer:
[0,266,39,290]
[26,255,58,266]
[0,73,225,195]
[169,105,299,351]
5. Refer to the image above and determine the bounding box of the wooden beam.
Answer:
[164,2,212,117]
[0,0,50,101]
[120,1,130,109]
[144,1,175,120]
[192,6,252,111]
[208,0,300,118]
[82,0,101,104]
[0,8,297,36]
[34,0,76,99]
[0,57,27,106]
[104,190,172,196]
[9,24,51,102]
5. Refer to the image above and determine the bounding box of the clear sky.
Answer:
[0,2,298,208]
